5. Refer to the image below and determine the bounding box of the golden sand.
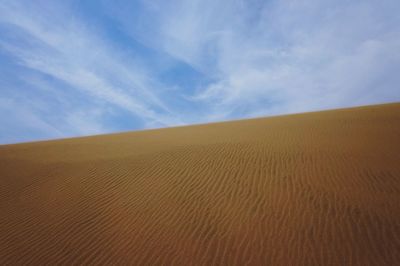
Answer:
[1,103,399,265]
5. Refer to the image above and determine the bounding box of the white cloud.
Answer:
[114,0,400,119]
[0,97,64,143]
[65,109,106,136]
[0,1,181,131]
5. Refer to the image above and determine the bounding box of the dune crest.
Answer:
[1,103,400,265]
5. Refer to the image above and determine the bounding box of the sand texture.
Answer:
[1,103,400,265]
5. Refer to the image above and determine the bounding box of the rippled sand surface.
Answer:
[1,103,399,265]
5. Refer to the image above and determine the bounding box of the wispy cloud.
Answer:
[0,96,64,144]
[0,0,183,142]
[112,0,400,118]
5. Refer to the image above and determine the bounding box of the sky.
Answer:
[0,0,399,144]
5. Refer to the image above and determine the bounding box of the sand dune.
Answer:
[0,103,400,265]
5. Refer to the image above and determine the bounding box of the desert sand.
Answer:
[0,103,399,265]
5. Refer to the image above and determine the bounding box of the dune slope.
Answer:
[1,103,400,265]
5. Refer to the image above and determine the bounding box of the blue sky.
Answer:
[0,0,399,144]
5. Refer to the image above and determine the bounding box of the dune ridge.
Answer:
[1,103,400,265]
